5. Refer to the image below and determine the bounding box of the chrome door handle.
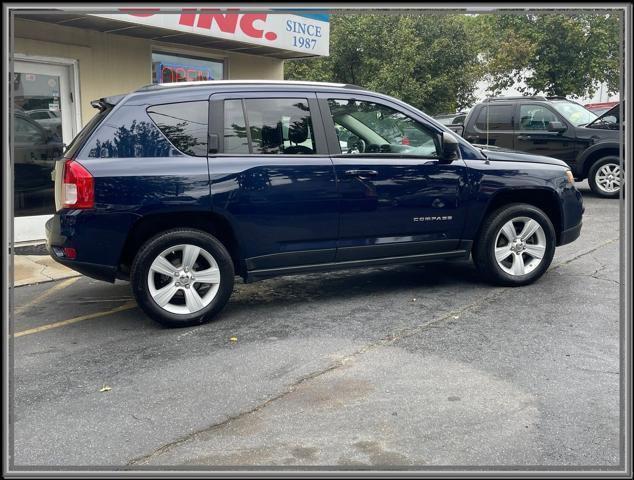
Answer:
[344,169,378,177]
[517,135,532,141]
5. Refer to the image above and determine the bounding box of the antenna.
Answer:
[486,97,490,146]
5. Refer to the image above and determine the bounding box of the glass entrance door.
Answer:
[13,60,75,242]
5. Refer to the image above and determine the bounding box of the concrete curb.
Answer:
[13,255,81,287]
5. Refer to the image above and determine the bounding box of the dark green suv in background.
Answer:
[460,96,622,198]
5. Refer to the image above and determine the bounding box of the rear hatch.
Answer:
[52,95,124,210]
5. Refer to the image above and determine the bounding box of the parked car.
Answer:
[460,96,622,197]
[584,101,619,117]
[14,111,63,214]
[434,111,468,135]
[46,81,583,327]
[25,108,63,137]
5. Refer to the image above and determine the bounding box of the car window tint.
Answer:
[223,99,250,154]
[29,111,50,120]
[327,98,439,157]
[519,105,558,130]
[83,107,181,159]
[243,98,316,155]
[147,101,208,156]
[474,105,513,131]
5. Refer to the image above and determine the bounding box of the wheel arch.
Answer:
[118,211,243,279]
[577,142,621,179]
[473,188,564,249]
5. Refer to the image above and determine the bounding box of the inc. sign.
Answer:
[90,9,330,56]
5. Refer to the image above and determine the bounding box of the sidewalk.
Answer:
[13,254,80,287]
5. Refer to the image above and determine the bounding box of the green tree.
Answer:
[285,14,481,115]
[469,12,622,98]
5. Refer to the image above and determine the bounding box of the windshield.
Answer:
[550,101,597,126]
[589,104,620,129]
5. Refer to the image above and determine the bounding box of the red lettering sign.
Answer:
[121,8,278,43]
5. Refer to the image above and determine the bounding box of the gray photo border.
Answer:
[2,2,632,478]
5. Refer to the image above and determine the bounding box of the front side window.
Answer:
[519,105,559,130]
[147,101,208,156]
[474,105,513,131]
[327,99,439,157]
[222,98,316,155]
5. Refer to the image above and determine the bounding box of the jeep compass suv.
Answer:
[46,81,583,327]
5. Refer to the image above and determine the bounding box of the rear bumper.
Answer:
[45,215,121,283]
[558,221,582,246]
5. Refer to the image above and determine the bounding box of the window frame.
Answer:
[317,93,444,159]
[209,91,329,157]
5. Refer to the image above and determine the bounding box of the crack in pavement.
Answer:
[125,236,620,467]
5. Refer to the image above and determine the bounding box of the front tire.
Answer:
[473,204,556,286]
[131,229,234,328]
[588,156,622,198]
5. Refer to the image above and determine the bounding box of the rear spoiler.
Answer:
[90,94,126,112]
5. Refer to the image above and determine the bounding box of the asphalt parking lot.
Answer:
[10,181,623,469]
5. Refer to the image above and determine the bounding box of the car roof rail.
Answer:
[483,95,550,102]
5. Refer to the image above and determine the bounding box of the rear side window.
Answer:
[82,106,181,159]
[222,98,316,155]
[474,105,513,131]
[147,101,208,156]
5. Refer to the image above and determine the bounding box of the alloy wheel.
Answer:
[494,217,547,276]
[147,244,221,314]
[595,163,621,194]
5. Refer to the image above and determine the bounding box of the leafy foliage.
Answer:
[285,14,480,115]
[285,12,622,109]
[470,12,622,98]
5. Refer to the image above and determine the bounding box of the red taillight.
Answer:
[62,160,94,209]
[63,247,77,260]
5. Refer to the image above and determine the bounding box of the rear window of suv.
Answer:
[64,109,110,159]
[82,106,181,159]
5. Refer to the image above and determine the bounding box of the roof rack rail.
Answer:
[483,95,549,102]
[134,80,356,92]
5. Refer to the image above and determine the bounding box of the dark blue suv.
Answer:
[46,81,584,327]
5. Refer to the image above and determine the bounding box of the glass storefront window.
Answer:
[13,71,64,217]
[151,52,224,84]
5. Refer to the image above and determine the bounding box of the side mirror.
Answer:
[547,121,566,133]
[440,132,460,162]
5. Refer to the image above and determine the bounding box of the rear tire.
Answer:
[473,203,556,286]
[131,229,234,328]
[588,156,622,198]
